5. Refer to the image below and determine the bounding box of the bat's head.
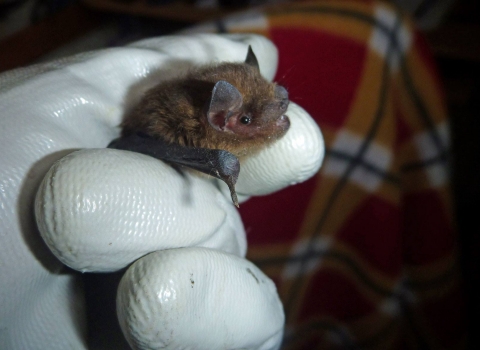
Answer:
[203,46,290,157]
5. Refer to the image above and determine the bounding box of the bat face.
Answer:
[206,73,290,148]
[201,52,291,157]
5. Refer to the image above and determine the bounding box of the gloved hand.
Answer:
[0,34,324,350]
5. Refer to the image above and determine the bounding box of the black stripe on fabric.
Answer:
[327,148,400,183]
[404,263,459,290]
[283,12,403,320]
[401,152,448,171]
[399,295,431,349]
[254,249,397,297]
[413,0,440,19]
[357,320,399,348]
[253,248,459,293]
[399,62,448,163]
[282,320,359,350]
[284,320,400,349]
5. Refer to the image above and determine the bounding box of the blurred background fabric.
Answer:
[0,0,476,349]
[210,2,466,348]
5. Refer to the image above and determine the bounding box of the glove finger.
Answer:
[35,149,247,273]
[117,247,284,350]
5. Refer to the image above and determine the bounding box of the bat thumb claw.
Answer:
[232,193,240,208]
[223,175,239,208]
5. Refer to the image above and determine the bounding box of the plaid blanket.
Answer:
[189,1,467,348]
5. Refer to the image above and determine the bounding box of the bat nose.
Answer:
[275,85,289,113]
[279,99,289,112]
[275,85,289,101]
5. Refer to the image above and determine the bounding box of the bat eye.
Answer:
[240,116,251,125]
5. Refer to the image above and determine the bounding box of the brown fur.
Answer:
[121,62,289,158]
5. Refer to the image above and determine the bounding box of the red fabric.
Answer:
[272,28,366,128]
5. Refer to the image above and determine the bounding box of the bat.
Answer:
[108,46,290,207]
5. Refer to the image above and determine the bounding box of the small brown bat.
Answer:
[108,47,290,207]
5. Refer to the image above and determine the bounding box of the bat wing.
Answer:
[108,133,240,207]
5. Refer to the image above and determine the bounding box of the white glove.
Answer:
[0,34,324,350]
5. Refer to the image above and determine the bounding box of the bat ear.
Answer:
[207,80,243,131]
[245,45,260,70]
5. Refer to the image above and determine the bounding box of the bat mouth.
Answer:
[276,114,290,132]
